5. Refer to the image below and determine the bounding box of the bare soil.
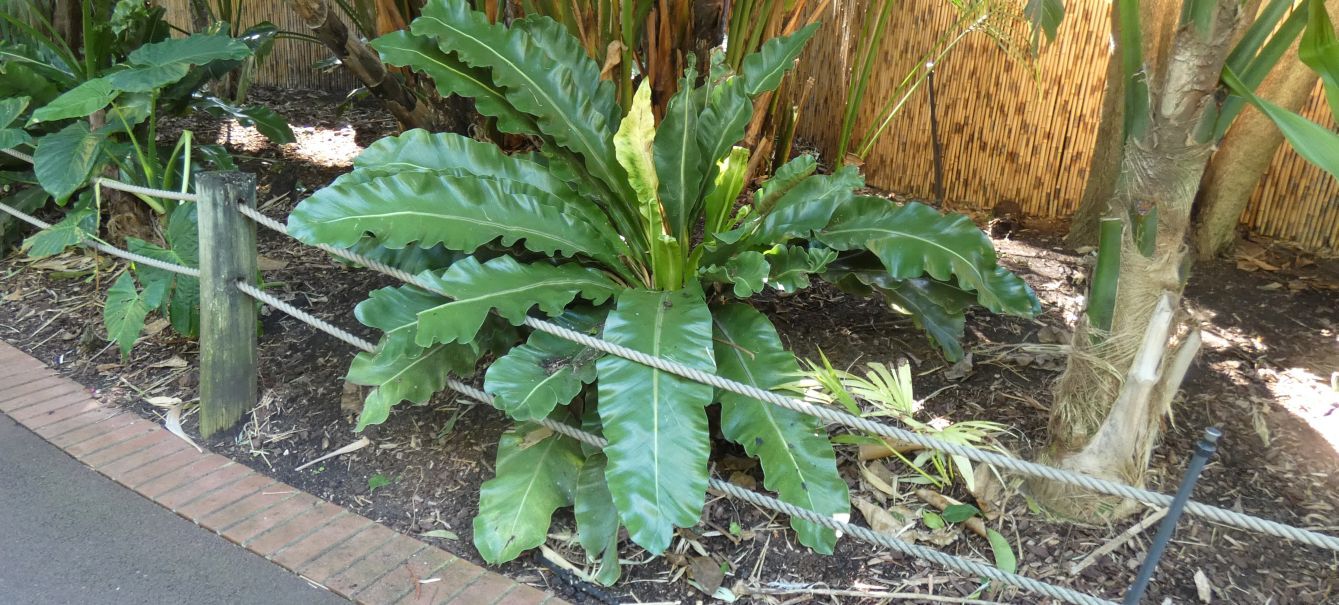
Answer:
[1,88,1336,604]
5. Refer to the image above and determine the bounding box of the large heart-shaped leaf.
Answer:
[288,171,626,269]
[0,96,29,128]
[819,197,1040,317]
[127,34,250,68]
[711,303,848,553]
[33,122,106,201]
[28,78,117,124]
[484,308,605,422]
[414,256,618,346]
[473,423,584,564]
[597,287,716,554]
[21,204,95,258]
[103,272,167,359]
[105,63,191,93]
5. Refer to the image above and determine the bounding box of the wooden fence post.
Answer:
[196,171,258,437]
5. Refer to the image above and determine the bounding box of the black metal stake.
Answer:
[926,61,946,203]
[1123,427,1223,604]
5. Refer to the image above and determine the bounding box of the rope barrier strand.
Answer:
[223,279,1116,605]
[228,199,1339,554]
[2,148,200,203]
[0,200,199,278]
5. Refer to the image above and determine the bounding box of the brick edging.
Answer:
[0,341,566,605]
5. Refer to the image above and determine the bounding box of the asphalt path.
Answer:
[0,412,348,605]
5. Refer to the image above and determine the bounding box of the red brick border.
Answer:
[0,342,565,605]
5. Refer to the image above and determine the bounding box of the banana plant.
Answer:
[288,0,1039,579]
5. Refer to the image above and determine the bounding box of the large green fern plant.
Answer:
[287,0,1039,580]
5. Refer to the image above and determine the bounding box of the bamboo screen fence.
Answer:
[160,0,358,92]
[793,0,1339,253]
[155,0,1337,252]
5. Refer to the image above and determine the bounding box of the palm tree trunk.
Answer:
[1192,0,1337,259]
[1036,0,1244,520]
[287,0,439,131]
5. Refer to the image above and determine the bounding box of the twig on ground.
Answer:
[294,436,370,471]
[1068,507,1168,575]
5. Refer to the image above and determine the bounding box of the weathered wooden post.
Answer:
[196,171,258,437]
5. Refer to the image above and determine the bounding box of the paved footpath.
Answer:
[0,341,565,605]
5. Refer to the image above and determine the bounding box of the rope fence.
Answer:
[3,156,1338,604]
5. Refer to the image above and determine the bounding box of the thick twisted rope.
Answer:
[0,199,199,277]
[234,205,1339,554]
[231,278,1113,605]
[2,148,200,203]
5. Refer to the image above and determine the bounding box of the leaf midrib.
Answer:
[824,224,986,288]
[419,16,622,196]
[715,318,823,513]
[316,210,595,256]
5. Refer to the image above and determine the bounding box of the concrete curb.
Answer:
[0,341,568,605]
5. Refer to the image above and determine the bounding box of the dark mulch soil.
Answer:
[2,88,1337,604]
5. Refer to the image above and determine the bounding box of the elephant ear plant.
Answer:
[288,0,1039,581]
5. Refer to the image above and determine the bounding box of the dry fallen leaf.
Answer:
[853,497,907,537]
[518,426,554,449]
[295,436,370,471]
[164,403,203,453]
[256,255,289,271]
[1193,568,1213,603]
[687,556,725,596]
[149,355,188,368]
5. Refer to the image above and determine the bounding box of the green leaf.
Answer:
[1222,68,1339,180]
[765,245,836,294]
[413,0,631,203]
[700,251,769,297]
[484,308,604,422]
[615,81,661,245]
[193,96,296,144]
[922,510,945,529]
[0,187,49,248]
[740,23,820,96]
[597,287,716,554]
[28,78,117,124]
[986,528,1018,574]
[103,272,155,359]
[702,146,750,235]
[755,155,819,212]
[752,166,863,244]
[347,338,483,430]
[372,31,538,136]
[473,423,584,564]
[831,265,974,360]
[818,197,1040,317]
[340,237,462,275]
[1300,0,1339,118]
[126,205,201,337]
[654,64,705,240]
[368,473,392,492]
[0,96,28,129]
[33,122,106,202]
[127,34,250,67]
[414,256,618,346]
[1024,0,1065,43]
[21,205,94,258]
[711,304,848,554]
[0,129,33,151]
[354,284,449,359]
[574,453,622,586]
[696,79,752,187]
[105,63,190,93]
[942,503,981,523]
[288,171,626,269]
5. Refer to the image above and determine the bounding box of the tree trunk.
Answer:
[52,0,82,57]
[1192,0,1336,260]
[287,0,441,132]
[1035,0,1244,520]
